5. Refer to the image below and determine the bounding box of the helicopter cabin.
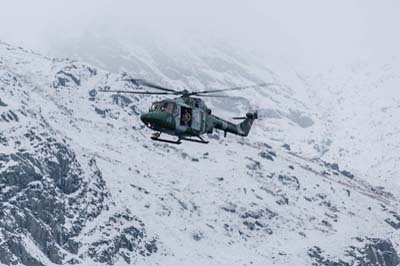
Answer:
[149,99,206,133]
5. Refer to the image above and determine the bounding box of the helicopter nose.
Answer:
[140,112,175,130]
[140,113,156,128]
[140,113,151,125]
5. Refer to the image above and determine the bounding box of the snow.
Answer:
[0,40,399,265]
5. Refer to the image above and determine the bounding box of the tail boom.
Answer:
[212,112,257,137]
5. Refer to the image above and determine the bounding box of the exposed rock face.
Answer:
[0,127,157,265]
[308,238,400,266]
[0,43,159,264]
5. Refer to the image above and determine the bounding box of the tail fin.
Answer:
[238,112,258,136]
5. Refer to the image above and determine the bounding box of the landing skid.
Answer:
[150,133,208,145]
[179,136,209,144]
[151,136,182,145]
[151,132,182,145]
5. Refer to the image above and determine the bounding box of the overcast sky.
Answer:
[0,0,399,66]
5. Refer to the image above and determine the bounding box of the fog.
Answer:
[1,0,399,68]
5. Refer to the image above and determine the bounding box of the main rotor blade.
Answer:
[99,90,174,95]
[190,83,272,95]
[195,94,235,98]
[126,79,179,93]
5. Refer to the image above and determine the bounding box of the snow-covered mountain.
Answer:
[299,62,400,189]
[49,33,400,193]
[1,40,399,265]
[48,32,320,156]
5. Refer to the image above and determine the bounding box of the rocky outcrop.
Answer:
[308,238,400,266]
[0,127,158,265]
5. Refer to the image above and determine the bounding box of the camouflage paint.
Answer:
[141,96,257,139]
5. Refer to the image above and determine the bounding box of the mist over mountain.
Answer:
[0,1,400,265]
[0,37,399,265]
[46,28,400,193]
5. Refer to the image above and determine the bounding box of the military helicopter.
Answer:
[101,79,267,144]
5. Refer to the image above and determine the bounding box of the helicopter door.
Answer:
[180,106,192,127]
[191,109,201,131]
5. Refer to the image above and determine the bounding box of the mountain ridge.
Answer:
[0,41,399,265]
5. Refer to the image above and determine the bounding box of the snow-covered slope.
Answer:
[49,32,320,157]
[1,41,399,265]
[300,62,400,190]
[50,33,400,195]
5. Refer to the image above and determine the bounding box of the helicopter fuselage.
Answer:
[140,96,211,137]
[140,96,257,142]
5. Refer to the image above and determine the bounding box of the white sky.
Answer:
[0,0,399,66]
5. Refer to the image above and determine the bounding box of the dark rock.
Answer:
[243,221,256,231]
[46,144,82,194]
[259,151,274,161]
[0,98,7,107]
[192,233,204,242]
[308,238,400,266]
[1,113,9,122]
[0,129,143,265]
[308,246,350,266]
[87,67,97,76]
[324,162,340,171]
[264,143,272,149]
[221,203,237,213]
[276,195,289,205]
[94,107,109,116]
[363,239,399,266]
[322,161,354,179]
[0,133,7,145]
[247,159,261,170]
[240,208,277,221]
[66,258,81,264]
[341,170,354,179]
[5,237,45,266]
[56,71,81,86]
[278,175,300,190]
[385,211,400,230]
[87,212,158,264]
[282,143,291,150]
[9,111,19,122]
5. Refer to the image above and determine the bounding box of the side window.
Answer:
[194,99,200,108]
[180,107,192,126]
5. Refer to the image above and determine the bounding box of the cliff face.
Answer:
[0,43,158,265]
[0,41,399,265]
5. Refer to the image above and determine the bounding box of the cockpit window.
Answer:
[149,103,159,112]
[149,102,175,114]
[163,102,175,113]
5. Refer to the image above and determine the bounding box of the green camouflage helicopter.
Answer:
[102,79,266,144]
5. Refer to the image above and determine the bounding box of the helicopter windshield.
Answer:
[150,103,159,112]
[162,102,175,113]
[150,102,176,114]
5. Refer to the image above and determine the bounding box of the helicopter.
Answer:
[101,79,267,144]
